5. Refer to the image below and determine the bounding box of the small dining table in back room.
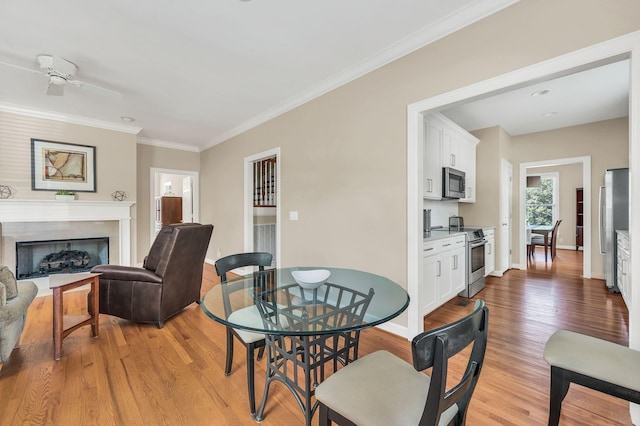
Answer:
[201,266,409,426]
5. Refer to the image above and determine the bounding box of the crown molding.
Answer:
[137,137,201,153]
[0,102,142,135]
[204,0,519,149]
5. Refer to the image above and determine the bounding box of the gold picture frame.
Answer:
[31,139,96,192]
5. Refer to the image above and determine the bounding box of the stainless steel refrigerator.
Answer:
[599,168,629,292]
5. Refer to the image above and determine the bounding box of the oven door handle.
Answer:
[469,239,487,249]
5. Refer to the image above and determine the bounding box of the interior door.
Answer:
[500,159,513,271]
[182,176,193,223]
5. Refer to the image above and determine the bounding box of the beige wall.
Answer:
[0,111,137,199]
[510,117,629,276]
[459,126,512,273]
[0,110,138,264]
[136,143,200,263]
[199,0,640,330]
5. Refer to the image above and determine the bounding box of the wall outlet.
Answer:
[216,248,221,258]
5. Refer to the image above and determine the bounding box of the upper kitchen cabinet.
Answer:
[423,113,479,202]
[423,116,443,200]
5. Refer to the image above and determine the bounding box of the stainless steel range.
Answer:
[455,227,487,298]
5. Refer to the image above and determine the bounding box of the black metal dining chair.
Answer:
[315,299,489,426]
[214,252,272,418]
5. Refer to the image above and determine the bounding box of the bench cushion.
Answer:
[544,330,640,392]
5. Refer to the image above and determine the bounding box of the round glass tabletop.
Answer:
[201,267,409,336]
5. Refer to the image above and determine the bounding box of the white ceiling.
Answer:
[0,0,517,151]
[442,59,630,136]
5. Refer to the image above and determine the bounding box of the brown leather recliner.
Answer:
[90,223,213,328]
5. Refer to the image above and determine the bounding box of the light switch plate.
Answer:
[289,211,299,221]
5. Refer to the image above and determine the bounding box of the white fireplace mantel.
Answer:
[0,199,135,266]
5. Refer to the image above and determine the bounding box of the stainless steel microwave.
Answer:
[442,167,466,199]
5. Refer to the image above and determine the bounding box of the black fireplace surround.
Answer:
[16,237,109,279]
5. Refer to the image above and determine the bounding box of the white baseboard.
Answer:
[375,321,410,340]
[557,245,583,251]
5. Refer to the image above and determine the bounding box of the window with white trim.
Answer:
[526,173,558,226]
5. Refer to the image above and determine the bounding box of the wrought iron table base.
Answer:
[255,330,360,426]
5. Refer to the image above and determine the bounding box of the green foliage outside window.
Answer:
[526,177,554,225]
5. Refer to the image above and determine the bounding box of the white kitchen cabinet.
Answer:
[423,117,442,200]
[457,135,477,203]
[449,245,467,295]
[423,113,478,202]
[421,241,439,315]
[441,129,461,169]
[616,231,630,310]
[421,235,466,316]
[484,228,495,276]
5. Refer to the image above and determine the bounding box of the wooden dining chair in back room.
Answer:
[531,219,562,262]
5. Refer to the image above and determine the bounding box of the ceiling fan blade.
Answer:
[69,78,123,100]
[0,59,42,75]
[46,82,65,96]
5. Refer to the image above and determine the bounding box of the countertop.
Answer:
[423,225,495,242]
[423,229,466,242]
[616,229,629,238]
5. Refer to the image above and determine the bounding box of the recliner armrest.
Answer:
[91,264,162,283]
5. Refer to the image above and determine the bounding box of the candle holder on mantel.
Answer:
[55,190,76,201]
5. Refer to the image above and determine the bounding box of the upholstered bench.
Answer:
[543,330,640,425]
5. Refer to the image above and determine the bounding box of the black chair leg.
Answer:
[318,403,331,426]
[246,344,257,418]
[548,366,570,426]
[225,327,234,376]
[257,345,265,360]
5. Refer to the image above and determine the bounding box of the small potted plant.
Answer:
[55,190,76,201]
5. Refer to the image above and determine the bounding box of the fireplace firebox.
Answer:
[16,237,109,279]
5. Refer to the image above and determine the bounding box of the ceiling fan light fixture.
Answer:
[37,54,78,78]
[49,75,67,85]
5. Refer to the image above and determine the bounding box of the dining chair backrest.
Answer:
[550,219,562,256]
[413,299,489,425]
[214,252,273,283]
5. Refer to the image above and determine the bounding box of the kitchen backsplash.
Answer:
[423,199,459,228]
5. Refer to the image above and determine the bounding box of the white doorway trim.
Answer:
[518,156,591,276]
[407,31,640,345]
[500,159,513,275]
[244,148,281,266]
[149,167,200,246]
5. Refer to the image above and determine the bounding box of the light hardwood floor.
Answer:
[0,249,632,425]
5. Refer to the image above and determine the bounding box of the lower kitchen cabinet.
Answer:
[421,236,466,316]
[484,227,495,276]
[616,231,630,309]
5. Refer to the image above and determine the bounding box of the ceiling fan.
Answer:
[0,54,121,98]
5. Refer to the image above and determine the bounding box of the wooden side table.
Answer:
[49,272,101,360]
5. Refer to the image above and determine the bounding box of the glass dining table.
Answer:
[201,266,410,425]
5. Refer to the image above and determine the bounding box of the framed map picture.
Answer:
[31,139,96,192]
